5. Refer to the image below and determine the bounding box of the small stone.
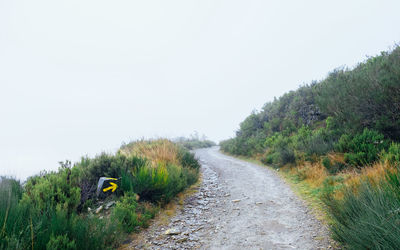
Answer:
[164,228,181,235]
[231,199,241,203]
[95,205,103,214]
[256,202,263,205]
[105,201,116,209]
[181,230,190,236]
[177,237,188,243]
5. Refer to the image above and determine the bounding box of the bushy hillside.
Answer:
[0,139,199,250]
[220,45,400,249]
[221,46,400,165]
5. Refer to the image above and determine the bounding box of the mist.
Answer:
[1,0,400,180]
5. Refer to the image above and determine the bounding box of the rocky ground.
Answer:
[122,147,334,249]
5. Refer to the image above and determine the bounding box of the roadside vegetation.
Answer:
[0,139,200,250]
[174,135,216,150]
[220,45,400,249]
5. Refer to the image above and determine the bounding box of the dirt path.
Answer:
[124,147,332,249]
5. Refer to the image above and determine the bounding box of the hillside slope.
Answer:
[220,45,400,249]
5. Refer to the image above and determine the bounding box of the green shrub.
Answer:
[323,170,400,249]
[335,129,388,166]
[263,134,295,166]
[294,126,335,156]
[322,157,346,175]
[0,194,120,250]
[322,157,331,169]
[112,193,157,233]
[182,167,199,186]
[382,143,400,166]
[261,152,278,165]
[46,234,76,250]
[22,166,81,215]
[321,175,345,198]
[0,140,200,249]
[112,193,139,233]
[178,150,200,170]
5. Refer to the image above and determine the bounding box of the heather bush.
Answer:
[0,139,200,249]
[382,143,400,166]
[263,133,295,166]
[335,129,388,166]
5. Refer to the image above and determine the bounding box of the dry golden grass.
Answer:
[343,160,395,189]
[284,153,397,200]
[120,139,180,166]
[287,162,328,188]
[326,152,345,164]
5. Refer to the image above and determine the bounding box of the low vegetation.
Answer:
[0,139,200,250]
[220,45,400,249]
[174,136,216,150]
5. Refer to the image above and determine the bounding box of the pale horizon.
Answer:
[1,0,400,180]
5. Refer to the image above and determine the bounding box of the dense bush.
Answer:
[0,184,119,249]
[261,133,295,166]
[0,139,200,250]
[220,45,400,249]
[111,192,157,233]
[294,126,336,157]
[22,166,81,215]
[221,46,400,165]
[316,47,400,139]
[382,143,400,166]
[321,157,346,175]
[335,129,388,166]
[178,150,201,170]
[46,234,76,250]
[323,170,400,249]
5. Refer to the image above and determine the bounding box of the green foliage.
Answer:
[112,193,139,233]
[336,129,388,166]
[178,150,201,170]
[261,133,295,166]
[220,45,400,249]
[222,46,400,170]
[322,157,346,175]
[0,140,199,249]
[382,143,400,166]
[293,126,336,156]
[323,170,400,249]
[321,176,345,198]
[321,157,331,169]
[316,47,400,139]
[46,234,76,250]
[175,137,216,150]
[0,192,120,250]
[131,162,197,203]
[22,165,81,215]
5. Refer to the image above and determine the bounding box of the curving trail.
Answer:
[125,147,332,249]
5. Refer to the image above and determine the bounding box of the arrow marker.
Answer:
[103,182,118,192]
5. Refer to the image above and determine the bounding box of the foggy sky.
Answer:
[1,0,400,180]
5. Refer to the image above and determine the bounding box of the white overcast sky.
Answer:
[1,0,400,180]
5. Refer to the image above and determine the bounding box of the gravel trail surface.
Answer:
[125,147,332,249]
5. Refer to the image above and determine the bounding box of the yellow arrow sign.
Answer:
[103,182,118,192]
